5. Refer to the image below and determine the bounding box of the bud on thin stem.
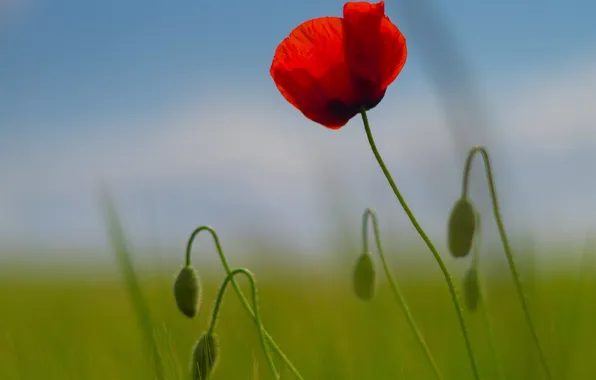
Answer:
[356,208,444,380]
[461,146,552,380]
[173,265,201,318]
[447,198,477,258]
[462,267,480,312]
[353,209,379,301]
[353,252,376,300]
[208,268,279,380]
[184,226,303,380]
[191,333,219,380]
[360,108,480,380]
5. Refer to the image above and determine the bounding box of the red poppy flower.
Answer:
[270,1,407,129]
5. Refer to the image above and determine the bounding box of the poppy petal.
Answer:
[270,2,407,129]
[343,1,407,97]
[271,17,361,129]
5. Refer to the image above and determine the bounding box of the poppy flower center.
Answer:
[326,86,386,121]
[326,99,361,120]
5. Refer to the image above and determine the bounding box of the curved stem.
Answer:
[185,226,304,380]
[462,146,552,380]
[360,108,481,380]
[363,208,444,380]
[471,213,504,380]
[208,268,279,380]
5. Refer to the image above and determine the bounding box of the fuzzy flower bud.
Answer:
[353,252,376,301]
[174,265,201,318]
[191,333,219,380]
[448,198,476,258]
[462,267,480,312]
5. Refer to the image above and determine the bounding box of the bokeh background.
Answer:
[1,0,596,379]
[2,0,596,261]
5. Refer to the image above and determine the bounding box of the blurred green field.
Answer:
[1,253,595,380]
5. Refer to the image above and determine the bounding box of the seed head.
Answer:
[174,265,201,318]
[191,333,219,380]
[448,198,476,258]
[462,267,480,312]
[353,253,376,301]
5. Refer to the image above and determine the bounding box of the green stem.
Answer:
[186,226,304,380]
[363,208,444,380]
[471,213,504,380]
[462,146,552,380]
[359,108,481,380]
[208,268,279,380]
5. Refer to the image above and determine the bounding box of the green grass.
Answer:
[1,259,595,380]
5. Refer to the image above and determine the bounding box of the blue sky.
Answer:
[1,0,596,262]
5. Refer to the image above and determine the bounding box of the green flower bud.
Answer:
[448,198,476,258]
[191,333,219,380]
[353,253,376,301]
[174,265,201,318]
[462,267,480,312]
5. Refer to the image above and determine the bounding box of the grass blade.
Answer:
[102,191,165,380]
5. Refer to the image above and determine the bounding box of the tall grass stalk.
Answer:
[102,192,165,380]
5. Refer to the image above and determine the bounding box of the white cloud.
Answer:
[2,53,596,250]
[496,56,596,152]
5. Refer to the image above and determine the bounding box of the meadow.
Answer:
[1,239,595,380]
[3,0,594,379]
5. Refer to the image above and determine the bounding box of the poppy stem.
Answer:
[359,108,481,380]
[461,146,553,380]
[208,268,280,380]
[186,226,304,380]
[363,208,444,380]
[470,213,505,380]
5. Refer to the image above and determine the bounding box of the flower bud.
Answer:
[191,333,219,380]
[174,265,201,318]
[448,198,476,258]
[462,267,480,312]
[353,253,376,301]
